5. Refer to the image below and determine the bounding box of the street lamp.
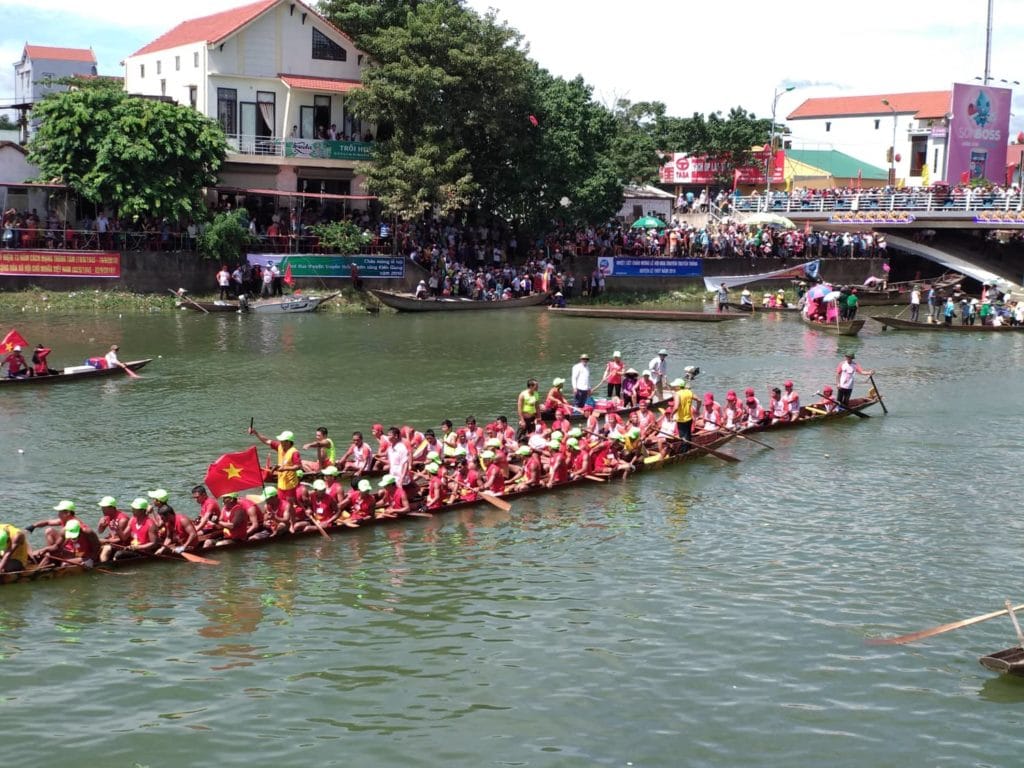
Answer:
[881,99,897,187]
[765,85,796,202]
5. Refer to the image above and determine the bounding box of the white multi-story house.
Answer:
[122,0,371,202]
[786,91,951,187]
[14,45,98,141]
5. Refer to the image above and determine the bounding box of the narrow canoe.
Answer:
[249,293,340,314]
[176,299,241,313]
[872,316,1024,333]
[742,396,879,433]
[799,314,865,337]
[1,429,736,587]
[721,302,800,314]
[980,646,1024,676]
[0,359,151,387]
[548,306,739,322]
[371,289,549,312]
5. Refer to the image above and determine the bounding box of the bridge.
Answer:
[726,190,1024,292]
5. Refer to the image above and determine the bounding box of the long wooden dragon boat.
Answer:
[0,359,151,387]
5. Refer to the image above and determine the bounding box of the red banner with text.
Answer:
[659,150,785,186]
[0,250,121,277]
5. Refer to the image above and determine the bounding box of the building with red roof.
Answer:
[13,44,99,140]
[786,90,953,187]
[123,0,372,203]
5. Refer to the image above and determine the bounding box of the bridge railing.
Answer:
[732,191,1024,215]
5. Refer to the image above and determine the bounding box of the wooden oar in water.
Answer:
[813,392,869,419]
[109,542,219,566]
[868,374,888,414]
[674,436,740,463]
[868,601,1024,645]
[727,428,774,450]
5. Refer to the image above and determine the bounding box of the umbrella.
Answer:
[631,216,667,230]
[744,212,796,229]
[823,290,842,302]
[805,283,833,300]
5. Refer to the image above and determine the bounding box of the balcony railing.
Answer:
[731,190,1024,215]
[226,134,374,162]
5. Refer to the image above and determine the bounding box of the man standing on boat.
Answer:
[909,285,921,322]
[571,353,591,408]
[716,282,729,312]
[249,427,302,504]
[648,349,668,401]
[835,352,873,407]
[668,377,695,445]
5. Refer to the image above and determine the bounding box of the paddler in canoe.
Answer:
[301,426,336,473]
[26,500,101,569]
[338,431,375,476]
[540,377,572,422]
[0,523,30,573]
[96,496,130,562]
[112,498,160,560]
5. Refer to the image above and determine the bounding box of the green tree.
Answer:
[27,77,227,221]
[659,108,772,184]
[0,114,17,131]
[198,210,254,263]
[317,0,427,48]
[310,219,373,254]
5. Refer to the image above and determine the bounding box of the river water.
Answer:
[2,304,1023,767]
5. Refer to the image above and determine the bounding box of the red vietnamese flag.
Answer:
[283,263,294,286]
[204,446,265,499]
[2,329,28,353]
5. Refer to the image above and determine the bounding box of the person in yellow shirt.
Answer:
[0,523,29,572]
[670,377,695,445]
[249,427,302,504]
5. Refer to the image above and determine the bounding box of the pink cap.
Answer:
[784,380,793,388]
[726,390,737,400]
[744,387,755,396]
[704,393,714,403]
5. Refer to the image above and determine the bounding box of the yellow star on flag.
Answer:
[223,462,243,480]
[2,342,12,352]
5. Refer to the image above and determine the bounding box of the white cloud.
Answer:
[0,0,256,32]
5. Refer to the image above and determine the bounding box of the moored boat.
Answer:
[371,289,549,312]
[176,299,243,313]
[548,306,739,322]
[799,313,865,336]
[872,316,1024,333]
[249,292,340,314]
[0,359,151,387]
[722,302,800,314]
[979,646,1024,676]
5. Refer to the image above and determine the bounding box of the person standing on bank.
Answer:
[835,352,874,407]
[571,353,591,408]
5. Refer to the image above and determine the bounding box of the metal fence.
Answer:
[732,190,1024,215]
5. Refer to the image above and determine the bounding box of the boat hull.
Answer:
[799,314,865,336]
[250,293,339,314]
[980,646,1024,676]
[872,316,1024,332]
[549,306,738,322]
[371,289,548,311]
[176,300,241,313]
[0,359,151,386]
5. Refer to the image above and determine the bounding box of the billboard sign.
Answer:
[596,257,702,278]
[247,254,405,279]
[946,83,1012,184]
[659,149,785,186]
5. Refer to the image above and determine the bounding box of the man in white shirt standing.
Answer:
[909,285,921,322]
[571,353,591,408]
[385,427,411,487]
[648,348,668,401]
[216,265,231,300]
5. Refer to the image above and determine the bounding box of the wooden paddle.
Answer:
[868,601,1024,645]
[167,287,210,315]
[813,392,870,419]
[449,475,511,512]
[120,362,141,379]
[675,436,740,463]
[47,553,127,576]
[727,428,774,449]
[110,542,220,566]
[305,513,331,540]
[868,374,888,414]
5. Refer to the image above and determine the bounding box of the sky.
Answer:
[2,0,1023,137]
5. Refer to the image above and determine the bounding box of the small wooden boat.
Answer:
[872,316,1024,333]
[370,289,548,312]
[799,313,865,337]
[0,359,151,386]
[250,292,340,314]
[176,299,242,313]
[722,302,800,314]
[979,646,1024,676]
[548,306,739,322]
[742,395,879,433]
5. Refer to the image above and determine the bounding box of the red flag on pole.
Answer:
[1,329,28,352]
[204,446,265,499]
[732,167,742,192]
[283,263,294,287]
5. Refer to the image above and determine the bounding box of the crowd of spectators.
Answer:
[736,182,1023,213]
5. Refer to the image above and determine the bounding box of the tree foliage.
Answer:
[198,210,254,263]
[310,219,373,254]
[27,78,227,221]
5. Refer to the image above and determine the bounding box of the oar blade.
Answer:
[180,551,220,565]
[867,602,1024,645]
[481,491,511,512]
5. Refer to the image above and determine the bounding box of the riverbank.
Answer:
[0,287,380,314]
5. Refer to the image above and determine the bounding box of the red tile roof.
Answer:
[23,45,96,63]
[788,91,952,121]
[280,74,361,93]
[131,0,355,57]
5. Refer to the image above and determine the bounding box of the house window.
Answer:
[874,119,880,129]
[194,51,199,68]
[160,79,166,96]
[825,121,831,132]
[175,56,180,71]
[217,87,238,135]
[157,60,162,75]
[314,95,331,138]
[189,86,197,109]
[312,28,346,61]
[140,64,145,78]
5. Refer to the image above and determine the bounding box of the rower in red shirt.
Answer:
[306,480,341,528]
[192,485,222,542]
[32,344,57,376]
[156,506,198,555]
[422,463,447,510]
[212,493,250,545]
[376,474,410,518]
[345,479,377,525]
[515,445,544,488]
[546,438,570,488]
[480,451,506,495]
[96,495,129,562]
[238,495,265,538]
[115,498,159,559]
[448,458,480,503]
